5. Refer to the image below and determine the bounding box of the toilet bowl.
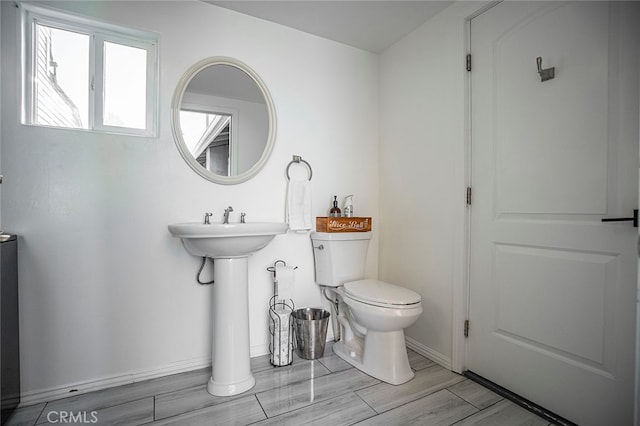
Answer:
[310,232,422,385]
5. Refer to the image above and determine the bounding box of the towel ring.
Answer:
[286,155,312,181]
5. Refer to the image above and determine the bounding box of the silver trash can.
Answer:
[292,308,330,359]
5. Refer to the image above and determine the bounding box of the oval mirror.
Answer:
[171,57,276,184]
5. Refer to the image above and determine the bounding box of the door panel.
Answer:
[468,2,639,425]
[495,3,609,216]
[494,243,616,367]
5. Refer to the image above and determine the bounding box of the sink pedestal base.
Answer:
[207,257,255,396]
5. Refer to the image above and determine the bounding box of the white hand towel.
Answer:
[286,178,312,231]
[275,264,295,301]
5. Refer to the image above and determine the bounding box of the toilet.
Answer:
[310,231,422,385]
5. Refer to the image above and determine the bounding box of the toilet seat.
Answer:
[344,279,421,309]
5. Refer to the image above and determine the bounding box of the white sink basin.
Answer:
[168,222,288,258]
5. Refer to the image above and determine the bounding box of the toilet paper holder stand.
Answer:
[267,260,296,367]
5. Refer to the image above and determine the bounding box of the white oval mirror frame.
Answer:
[171,57,277,185]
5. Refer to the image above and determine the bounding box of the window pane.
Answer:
[180,110,230,175]
[180,110,220,155]
[34,24,89,128]
[103,42,147,129]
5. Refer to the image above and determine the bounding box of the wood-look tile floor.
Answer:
[6,343,552,425]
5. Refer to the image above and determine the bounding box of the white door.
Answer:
[468,2,639,425]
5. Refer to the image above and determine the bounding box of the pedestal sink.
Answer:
[168,222,288,396]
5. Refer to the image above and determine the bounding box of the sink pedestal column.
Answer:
[207,257,255,396]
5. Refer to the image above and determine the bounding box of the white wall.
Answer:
[378,2,484,367]
[1,0,379,400]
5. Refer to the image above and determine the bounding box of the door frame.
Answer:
[452,2,640,423]
[451,1,499,375]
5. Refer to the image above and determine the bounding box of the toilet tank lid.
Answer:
[310,232,372,241]
[344,279,421,305]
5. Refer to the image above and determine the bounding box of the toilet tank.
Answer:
[310,232,371,287]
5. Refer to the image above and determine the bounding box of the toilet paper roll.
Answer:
[271,335,281,365]
[275,264,295,301]
[273,307,291,331]
[270,316,292,366]
[279,333,290,364]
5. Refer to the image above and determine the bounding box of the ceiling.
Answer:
[205,1,453,53]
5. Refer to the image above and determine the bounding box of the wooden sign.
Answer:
[316,217,372,232]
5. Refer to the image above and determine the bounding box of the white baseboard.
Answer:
[405,336,452,371]
[20,356,211,406]
[251,344,270,358]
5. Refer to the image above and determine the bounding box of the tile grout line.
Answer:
[252,393,268,421]
[441,388,483,419]
[354,372,467,417]
[151,363,333,422]
[358,383,462,417]
[352,389,380,418]
[253,369,382,419]
[33,402,48,425]
[447,382,505,411]
[150,368,212,398]
[449,400,501,426]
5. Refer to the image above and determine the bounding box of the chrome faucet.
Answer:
[203,212,213,224]
[223,206,234,224]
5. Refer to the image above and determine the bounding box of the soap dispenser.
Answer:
[330,196,341,217]
[343,195,354,217]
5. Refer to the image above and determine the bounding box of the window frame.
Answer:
[20,3,159,137]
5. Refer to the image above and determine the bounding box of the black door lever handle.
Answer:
[601,209,638,227]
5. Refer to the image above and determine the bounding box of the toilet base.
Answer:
[333,330,414,385]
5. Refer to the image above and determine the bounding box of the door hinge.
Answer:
[466,54,471,72]
[464,320,470,338]
[466,187,472,205]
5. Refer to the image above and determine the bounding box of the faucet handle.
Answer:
[204,212,213,224]
[240,213,246,223]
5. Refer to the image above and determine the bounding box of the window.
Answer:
[180,110,232,176]
[21,3,158,136]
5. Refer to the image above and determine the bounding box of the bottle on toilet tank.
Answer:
[343,195,354,217]
[329,196,341,217]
